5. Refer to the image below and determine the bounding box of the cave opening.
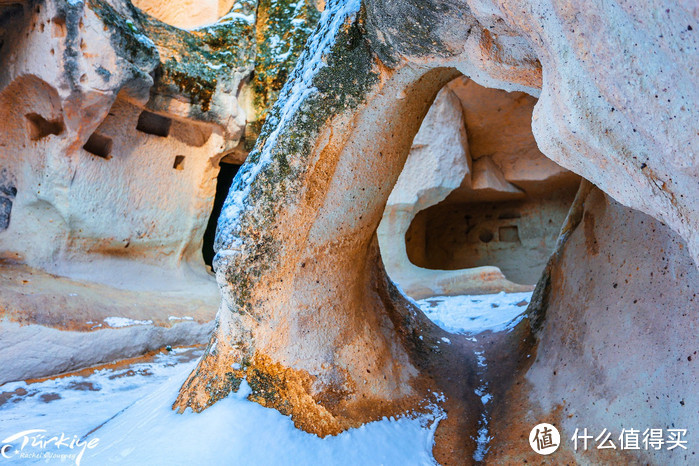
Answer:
[173,155,185,170]
[25,112,64,140]
[378,75,580,296]
[202,160,241,268]
[406,185,578,285]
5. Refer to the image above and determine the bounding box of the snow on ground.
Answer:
[103,317,153,328]
[417,291,532,336]
[0,291,530,465]
[0,348,439,466]
[417,290,533,461]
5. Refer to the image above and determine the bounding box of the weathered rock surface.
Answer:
[1,0,695,464]
[0,0,250,275]
[487,186,699,464]
[0,0,317,380]
[365,0,699,265]
[0,0,245,380]
[470,0,699,266]
[378,85,530,299]
[131,0,235,29]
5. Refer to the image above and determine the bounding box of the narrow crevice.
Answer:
[202,161,241,267]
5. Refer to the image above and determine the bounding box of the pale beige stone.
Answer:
[176,2,697,463]
[132,0,235,29]
[0,0,249,378]
[379,84,531,298]
[488,186,699,463]
[470,156,524,199]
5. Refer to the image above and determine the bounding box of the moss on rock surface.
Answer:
[217,6,379,317]
[87,0,319,125]
[139,5,257,114]
[251,0,320,132]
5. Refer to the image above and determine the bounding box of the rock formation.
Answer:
[488,185,699,463]
[0,0,696,463]
[0,0,318,382]
[172,0,697,463]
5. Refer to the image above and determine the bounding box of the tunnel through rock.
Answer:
[378,76,580,296]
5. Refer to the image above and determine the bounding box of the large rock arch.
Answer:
[173,0,483,451]
[174,0,698,463]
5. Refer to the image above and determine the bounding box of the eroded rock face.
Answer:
[488,186,699,463]
[378,84,524,299]
[1,0,685,462]
[170,6,487,460]
[0,169,16,232]
[0,0,318,382]
[365,0,699,265]
[0,0,249,382]
[470,0,699,266]
[131,0,235,29]
[0,0,254,275]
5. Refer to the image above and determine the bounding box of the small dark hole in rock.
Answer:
[83,133,112,159]
[25,113,64,140]
[478,230,494,243]
[173,155,185,170]
[136,110,172,137]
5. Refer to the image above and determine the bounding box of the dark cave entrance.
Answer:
[202,161,241,268]
[406,183,579,285]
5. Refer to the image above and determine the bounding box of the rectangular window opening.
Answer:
[83,132,113,159]
[173,155,185,170]
[136,110,172,137]
[498,225,520,242]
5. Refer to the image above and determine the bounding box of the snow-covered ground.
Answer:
[417,291,532,336]
[103,317,153,328]
[416,291,532,461]
[0,291,531,465]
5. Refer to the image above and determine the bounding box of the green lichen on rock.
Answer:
[362,0,471,68]
[217,6,380,317]
[137,5,257,113]
[88,0,256,114]
[250,0,320,133]
[85,0,159,83]
[87,0,319,126]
